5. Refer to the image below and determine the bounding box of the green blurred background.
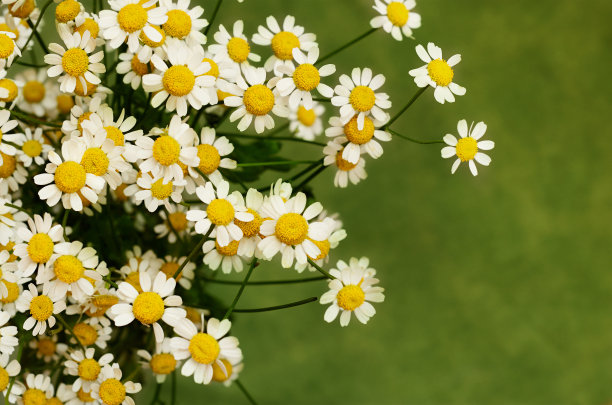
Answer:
[144,0,612,403]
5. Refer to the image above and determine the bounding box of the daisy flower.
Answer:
[130,172,187,212]
[68,319,113,349]
[134,115,198,182]
[136,338,178,383]
[135,23,167,63]
[99,0,167,52]
[48,383,77,405]
[14,68,58,117]
[45,25,105,94]
[64,348,114,393]
[117,51,151,90]
[325,114,391,164]
[0,30,20,69]
[0,251,19,299]
[0,149,27,195]
[0,272,25,317]
[28,335,67,363]
[273,47,335,110]
[222,66,289,134]
[80,103,143,147]
[320,257,385,326]
[331,67,391,130]
[34,139,105,211]
[288,102,324,141]
[0,198,28,245]
[170,317,242,385]
[0,353,20,398]
[257,191,331,268]
[0,70,21,106]
[60,95,104,138]
[15,283,66,336]
[0,310,17,354]
[72,12,101,40]
[212,358,243,386]
[89,364,141,405]
[370,0,421,41]
[2,0,35,18]
[0,13,31,50]
[18,373,54,404]
[13,213,64,278]
[198,50,240,105]
[55,0,82,24]
[186,180,253,247]
[0,109,19,163]
[441,119,494,176]
[110,271,186,342]
[209,20,260,70]
[154,204,191,243]
[323,138,368,188]
[295,213,347,273]
[142,44,215,117]
[187,127,236,182]
[16,127,53,167]
[202,233,246,274]
[409,42,466,104]
[252,15,317,73]
[77,129,131,189]
[154,255,195,290]
[159,0,206,47]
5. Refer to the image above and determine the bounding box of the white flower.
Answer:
[67,319,113,349]
[0,353,21,399]
[441,120,494,176]
[16,127,53,167]
[323,138,367,188]
[136,338,179,383]
[0,109,19,165]
[19,373,54,403]
[0,30,20,69]
[61,95,104,138]
[128,172,186,212]
[14,68,58,117]
[187,127,237,183]
[90,364,142,405]
[13,213,64,277]
[15,283,66,336]
[409,42,466,104]
[28,334,67,363]
[0,310,17,354]
[159,0,207,47]
[370,0,421,41]
[331,67,391,130]
[208,20,260,70]
[288,102,324,141]
[81,103,143,147]
[154,204,191,244]
[320,257,385,326]
[64,348,114,393]
[325,114,391,164]
[117,51,151,89]
[202,229,247,274]
[234,187,264,258]
[152,255,195,290]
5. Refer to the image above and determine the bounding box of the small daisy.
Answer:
[16,127,53,167]
[14,68,58,117]
[18,373,54,404]
[99,0,167,52]
[212,358,243,386]
[0,70,21,107]
[64,348,114,393]
[325,114,391,164]
[34,139,105,211]
[15,283,66,336]
[159,0,207,47]
[0,13,31,50]
[28,335,67,363]
[131,172,187,212]
[296,213,347,273]
[0,251,19,298]
[171,317,242,385]
[72,12,101,40]
[222,66,289,133]
[77,129,131,189]
[142,44,215,117]
[0,273,25,317]
[110,271,186,342]
[188,127,236,182]
[0,149,27,195]
[198,50,240,105]
[136,338,179,383]
[80,103,143,147]
[117,51,151,90]
[331,67,391,130]
[371,0,421,41]
[0,310,17,354]
[60,95,104,138]
[234,188,264,258]
[186,180,253,247]
[441,119,493,176]
[45,25,105,94]
[202,233,246,274]
[409,42,466,104]
[0,353,20,398]
[48,383,77,404]
[209,20,260,70]
[257,192,331,268]
[55,0,83,24]
[0,30,20,69]
[68,319,113,349]
[135,23,167,63]
[13,213,64,278]
[90,364,141,405]
[2,0,35,18]
[289,102,324,141]
[323,138,368,188]
[154,204,191,243]
[273,47,335,110]
[252,15,317,73]
[320,257,385,326]
[153,255,195,290]
[0,109,19,164]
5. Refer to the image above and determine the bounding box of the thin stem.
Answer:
[237,160,319,168]
[223,258,257,320]
[289,158,324,182]
[233,296,318,313]
[172,229,213,279]
[316,27,377,66]
[384,86,428,129]
[122,365,141,383]
[5,203,31,215]
[202,275,327,285]
[203,0,223,35]
[171,370,177,405]
[163,206,183,244]
[13,0,53,66]
[104,274,119,289]
[61,210,69,239]
[4,338,25,405]
[10,109,62,128]
[312,97,332,103]
[293,164,327,192]
[15,60,47,68]
[150,383,162,405]
[30,24,50,54]
[307,258,335,280]
[235,380,258,405]
[57,314,86,351]
[387,128,444,145]
[219,132,326,147]
[265,122,290,137]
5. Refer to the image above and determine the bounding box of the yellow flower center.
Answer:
[75,17,99,38]
[160,261,180,280]
[54,161,86,193]
[215,239,239,256]
[104,126,125,146]
[74,78,98,97]
[139,25,165,47]
[54,255,85,284]
[243,84,275,116]
[78,358,101,381]
[117,3,147,33]
[77,388,94,402]
[271,31,300,60]
[335,150,358,171]
[132,291,165,324]
[211,359,233,382]
[344,115,375,145]
[427,59,454,87]
[162,65,195,97]
[188,333,220,365]
[130,55,149,76]
[27,233,54,263]
[297,106,316,127]
[125,271,143,293]
[455,137,478,162]
[336,284,365,311]
[275,213,308,246]
[57,94,75,114]
[150,353,177,375]
[0,152,16,178]
[9,0,35,18]
[0,367,9,391]
[73,322,98,346]
[81,147,109,176]
[23,80,45,103]
[168,211,188,231]
[47,398,62,405]
[30,294,54,321]
[162,9,191,39]
[202,58,219,78]
[23,139,43,157]
[98,378,126,405]
[196,144,220,175]
[0,241,16,262]
[0,280,19,303]
[62,48,89,77]
[293,64,320,92]
[387,1,409,26]
[55,0,80,23]
[77,112,92,133]
[234,208,262,238]
[114,183,128,201]
[226,37,250,63]
[0,37,14,58]
[89,294,119,316]
[22,388,47,405]
[150,178,174,200]
[0,79,18,102]
[37,338,56,356]
[307,238,330,260]
[349,86,376,112]
[152,135,181,166]
[206,198,235,226]
[0,24,18,38]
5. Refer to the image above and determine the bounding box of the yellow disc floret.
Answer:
[55,0,80,23]
[335,150,358,171]
[73,78,98,96]
[275,213,308,246]
[27,233,54,263]
[30,295,54,321]
[132,291,165,324]
[387,2,409,26]
[202,58,219,78]
[150,353,177,375]
[297,106,316,127]
[243,84,275,116]
[57,94,75,114]
[152,135,181,166]
[344,116,375,145]
[54,161,86,193]
[162,65,195,97]
[47,398,62,405]
[36,338,56,356]
[117,3,147,33]
[427,59,454,87]
[215,239,239,256]
[23,140,43,157]
[53,255,84,284]
[188,333,220,364]
[271,31,300,60]
[162,9,191,39]
[73,322,98,346]
[226,37,250,63]
[75,17,100,38]
[139,25,165,47]
[0,79,18,102]
[307,238,330,260]
[98,378,126,405]
[61,48,89,77]
[349,86,376,112]
[455,137,478,162]
[196,144,220,175]
[130,54,149,76]
[0,367,9,391]
[160,261,179,280]
[23,81,45,103]
[234,208,262,238]
[0,153,16,178]
[125,271,143,293]
[212,359,233,382]
[336,285,365,311]
[0,281,19,303]
[77,388,94,402]
[81,147,109,176]
[206,199,234,226]
[293,64,320,91]
[78,358,101,381]
[168,212,188,231]
[150,178,173,200]
[21,388,46,405]
[105,126,125,146]
[9,0,35,18]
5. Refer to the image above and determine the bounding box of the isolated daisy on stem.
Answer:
[371,0,421,41]
[441,119,494,176]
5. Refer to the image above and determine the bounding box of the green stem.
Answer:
[233,296,318,313]
[316,28,377,66]
[387,128,444,145]
[30,24,49,54]
[171,370,177,405]
[223,258,257,320]
[172,229,213,279]
[307,258,335,280]
[4,203,31,215]
[203,0,223,36]
[384,86,428,129]
[150,382,163,405]
[122,365,141,383]
[237,160,319,168]
[57,314,86,351]
[202,275,327,285]
[293,164,328,192]
[4,338,26,405]
[15,60,47,68]
[10,109,62,128]
[265,122,290,137]
[312,97,332,103]
[219,132,326,146]
[61,210,69,239]
[235,380,258,405]
[11,0,53,68]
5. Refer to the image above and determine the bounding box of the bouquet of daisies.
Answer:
[0,0,495,403]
